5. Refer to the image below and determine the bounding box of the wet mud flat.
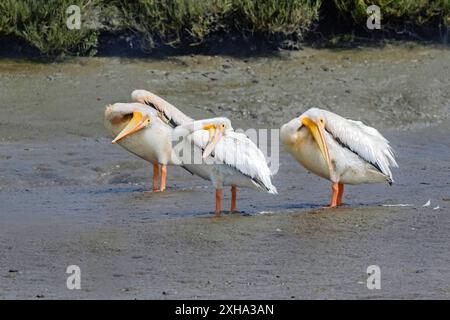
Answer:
[0,44,449,299]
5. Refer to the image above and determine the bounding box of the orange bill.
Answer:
[202,124,224,158]
[302,116,333,175]
[112,111,150,144]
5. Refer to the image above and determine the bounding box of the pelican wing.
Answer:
[321,110,398,180]
[190,130,277,194]
[131,89,193,127]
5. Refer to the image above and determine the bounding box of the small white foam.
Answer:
[258,211,274,215]
[422,200,431,207]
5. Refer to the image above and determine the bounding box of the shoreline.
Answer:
[1,33,449,61]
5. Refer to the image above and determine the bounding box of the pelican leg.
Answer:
[230,186,237,213]
[329,183,339,208]
[160,165,167,192]
[337,183,344,206]
[215,189,222,216]
[152,163,159,192]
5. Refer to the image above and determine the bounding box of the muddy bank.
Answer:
[1,44,449,145]
[0,44,449,299]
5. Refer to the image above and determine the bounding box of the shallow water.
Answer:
[0,44,449,299]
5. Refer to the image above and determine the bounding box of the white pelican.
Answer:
[104,102,174,191]
[104,90,193,192]
[281,108,398,207]
[173,117,277,216]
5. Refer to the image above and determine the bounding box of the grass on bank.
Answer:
[0,0,448,58]
[335,0,450,30]
[0,0,100,57]
[115,0,320,49]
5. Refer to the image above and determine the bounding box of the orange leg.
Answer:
[230,186,237,213]
[215,189,222,216]
[160,165,167,192]
[152,163,159,192]
[337,183,344,206]
[329,183,339,208]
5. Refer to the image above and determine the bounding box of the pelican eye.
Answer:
[221,123,225,128]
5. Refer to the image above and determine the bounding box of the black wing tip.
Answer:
[142,99,178,128]
[181,165,195,175]
[387,177,394,186]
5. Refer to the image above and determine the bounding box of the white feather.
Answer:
[174,118,277,194]
[191,130,277,193]
[314,109,398,180]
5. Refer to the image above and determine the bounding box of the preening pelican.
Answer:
[104,102,176,191]
[174,117,277,216]
[281,108,398,207]
[104,90,193,192]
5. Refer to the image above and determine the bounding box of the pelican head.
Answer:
[104,102,154,144]
[174,117,233,159]
[281,108,332,174]
[200,117,233,158]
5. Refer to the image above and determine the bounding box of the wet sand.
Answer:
[0,44,449,299]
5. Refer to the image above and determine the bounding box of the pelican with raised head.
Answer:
[104,90,193,192]
[281,108,398,207]
[173,117,277,216]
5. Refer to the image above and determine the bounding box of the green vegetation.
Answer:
[113,0,321,50]
[117,0,231,46]
[0,0,100,57]
[334,0,450,30]
[0,0,448,58]
[228,0,320,36]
